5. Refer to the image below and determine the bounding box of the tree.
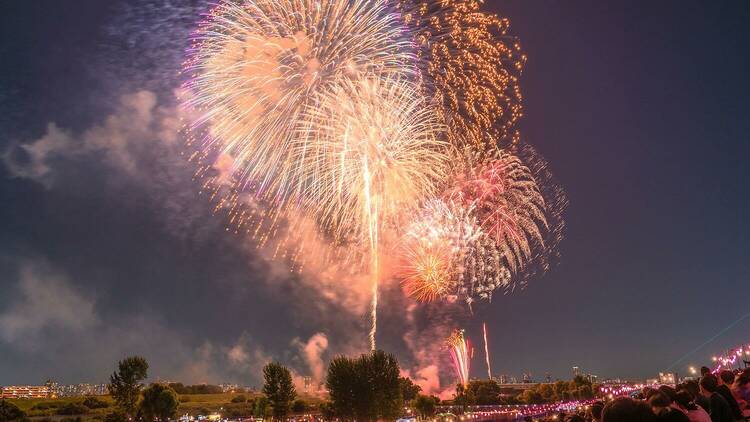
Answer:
[319,402,335,421]
[399,376,422,402]
[262,362,297,420]
[325,350,403,421]
[83,396,109,409]
[108,356,149,417]
[413,395,438,418]
[230,395,247,403]
[470,380,502,405]
[253,396,270,418]
[0,400,26,422]
[139,384,179,422]
[326,356,358,420]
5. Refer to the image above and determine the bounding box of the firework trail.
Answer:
[483,321,492,379]
[298,74,449,349]
[183,0,449,349]
[447,329,471,385]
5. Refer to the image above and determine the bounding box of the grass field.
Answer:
[7,392,322,420]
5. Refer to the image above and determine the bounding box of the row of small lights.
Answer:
[428,400,594,421]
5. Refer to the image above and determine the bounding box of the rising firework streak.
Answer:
[447,329,471,386]
[483,322,492,379]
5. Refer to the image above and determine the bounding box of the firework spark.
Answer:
[447,329,471,386]
[399,0,526,150]
[183,0,417,208]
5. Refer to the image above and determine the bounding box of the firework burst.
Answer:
[183,0,453,349]
[399,0,526,150]
[445,149,547,274]
[183,0,416,208]
[398,198,512,305]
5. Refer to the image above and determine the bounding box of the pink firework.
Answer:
[445,151,546,274]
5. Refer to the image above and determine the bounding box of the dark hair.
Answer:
[681,380,700,399]
[602,397,655,422]
[719,370,735,385]
[674,391,697,411]
[648,392,671,408]
[657,385,676,402]
[736,369,750,387]
[700,366,711,376]
[700,374,719,393]
[591,401,604,419]
[566,416,585,422]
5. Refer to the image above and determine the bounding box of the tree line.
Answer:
[0,351,596,422]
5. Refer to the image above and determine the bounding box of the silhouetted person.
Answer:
[717,370,743,420]
[602,397,656,422]
[701,367,712,377]
[700,374,733,422]
[732,369,750,409]
[674,390,711,422]
[649,391,690,422]
[683,380,711,413]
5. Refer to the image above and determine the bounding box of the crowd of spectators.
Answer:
[537,367,750,422]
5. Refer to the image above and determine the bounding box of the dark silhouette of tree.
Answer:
[319,402,335,421]
[0,400,26,422]
[139,384,179,422]
[399,376,422,402]
[253,396,270,418]
[413,395,438,418]
[108,356,148,417]
[325,350,403,421]
[262,362,297,420]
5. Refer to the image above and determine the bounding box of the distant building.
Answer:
[302,377,314,393]
[218,384,240,393]
[573,366,581,377]
[658,372,678,386]
[55,383,108,397]
[1,385,54,399]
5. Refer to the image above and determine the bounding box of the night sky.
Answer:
[1,1,749,389]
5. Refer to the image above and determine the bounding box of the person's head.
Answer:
[590,401,604,421]
[602,397,655,422]
[700,374,719,396]
[673,390,697,411]
[700,366,711,376]
[642,386,655,398]
[648,392,672,414]
[718,370,735,385]
[565,415,585,422]
[681,380,700,399]
[657,385,676,402]
[734,369,750,388]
